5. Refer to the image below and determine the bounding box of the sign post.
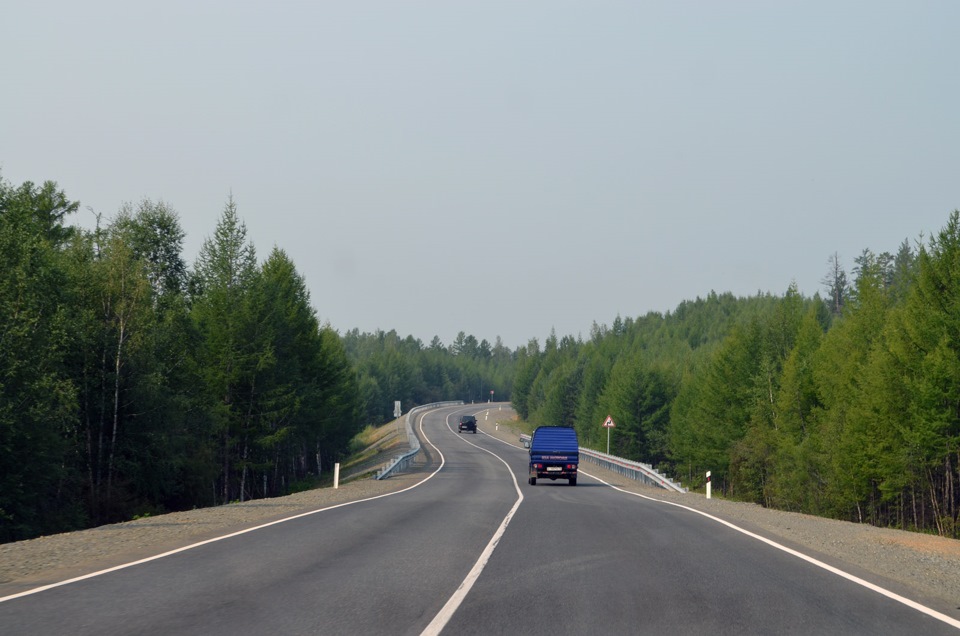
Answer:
[601,415,616,454]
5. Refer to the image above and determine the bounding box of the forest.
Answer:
[5,172,960,541]
[515,215,960,537]
[344,328,514,425]
[0,176,510,543]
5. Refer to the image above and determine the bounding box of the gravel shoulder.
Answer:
[3,405,960,619]
[0,417,427,597]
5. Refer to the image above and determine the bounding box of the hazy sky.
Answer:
[4,2,958,349]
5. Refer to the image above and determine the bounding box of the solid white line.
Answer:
[0,409,448,605]
[419,413,525,636]
[579,469,960,631]
[468,424,960,630]
[474,429,960,628]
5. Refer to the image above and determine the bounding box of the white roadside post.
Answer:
[706,470,712,499]
[334,462,341,489]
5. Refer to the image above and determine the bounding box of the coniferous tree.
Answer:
[191,196,259,504]
[814,249,895,522]
[879,212,960,534]
[766,304,828,511]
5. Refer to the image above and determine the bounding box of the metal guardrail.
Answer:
[519,433,686,493]
[376,401,464,480]
[375,407,686,492]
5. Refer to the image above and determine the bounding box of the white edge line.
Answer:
[0,409,448,605]
[579,468,960,631]
[473,428,960,631]
[20,414,952,631]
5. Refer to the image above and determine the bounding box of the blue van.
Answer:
[528,426,579,486]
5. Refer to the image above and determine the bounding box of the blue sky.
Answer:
[3,2,958,348]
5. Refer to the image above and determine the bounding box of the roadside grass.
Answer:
[507,417,535,436]
[494,412,533,436]
[339,418,408,480]
[349,423,393,453]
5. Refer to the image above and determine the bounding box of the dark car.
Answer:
[458,415,477,433]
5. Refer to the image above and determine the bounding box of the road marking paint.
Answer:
[419,414,525,636]
[417,421,960,631]
[580,469,960,631]
[0,409,449,604]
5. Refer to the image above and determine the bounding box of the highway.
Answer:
[1,404,958,635]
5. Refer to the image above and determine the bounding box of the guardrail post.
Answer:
[706,470,711,499]
[334,463,340,489]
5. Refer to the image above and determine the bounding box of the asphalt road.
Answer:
[1,404,958,635]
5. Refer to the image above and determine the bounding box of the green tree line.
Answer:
[514,212,960,537]
[0,175,516,543]
[0,179,365,541]
[9,171,957,541]
[342,329,515,425]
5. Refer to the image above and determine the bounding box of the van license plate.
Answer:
[546,467,562,472]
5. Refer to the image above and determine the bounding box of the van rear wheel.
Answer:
[569,477,577,486]
[529,477,536,486]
